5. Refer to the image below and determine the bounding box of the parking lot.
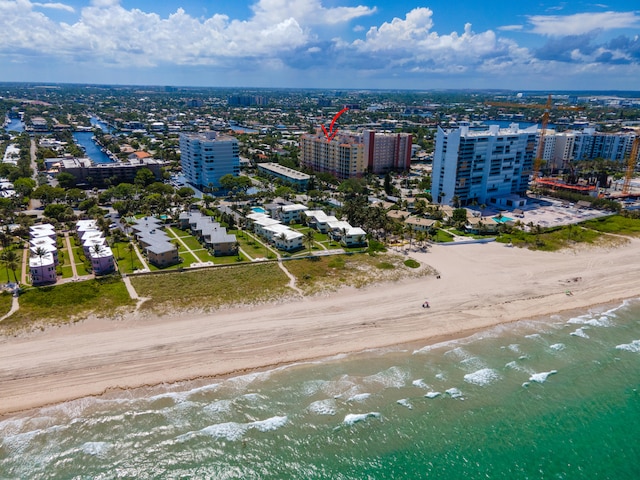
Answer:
[500,198,610,229]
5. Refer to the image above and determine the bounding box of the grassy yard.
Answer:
[130,262,292,313]
[0,291,13,317]
[432,229,455,243]
[116,242,145,274]
[580,215,640,236]
[0,246,24,284]
[0,275,135,332]
[283,252,434,294]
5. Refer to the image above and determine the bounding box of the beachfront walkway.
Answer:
[64,232,79,279]
[165,227,203,264]
[0,295,19,322]
[132,243,150,272]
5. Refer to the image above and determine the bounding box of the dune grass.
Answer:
[580,215,640,236]
[0,275,135,332]
[283,252,432,294]
[130,262,292,314]
[0,291,13,317]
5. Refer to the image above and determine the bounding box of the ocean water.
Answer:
[2,300,640,479]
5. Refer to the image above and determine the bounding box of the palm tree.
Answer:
[6,251,20,283]
[127,242,135,270]
[33,246,48,264]
[304,229,315,253]
[2,249,20,283]
[277,232,287,251]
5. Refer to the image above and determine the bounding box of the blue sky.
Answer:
[1,0,639,90]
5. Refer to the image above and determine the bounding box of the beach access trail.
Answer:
[2,239,640,416]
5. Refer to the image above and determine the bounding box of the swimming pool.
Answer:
[492,216,514,223]
[252,207,267,214]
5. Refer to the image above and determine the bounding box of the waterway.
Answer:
[72,117,116,164]
[3,117,24,133]
[72,132,114,164]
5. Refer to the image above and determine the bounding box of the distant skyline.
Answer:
[1,0,639,91]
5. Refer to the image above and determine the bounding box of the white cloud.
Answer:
[250,0,375,26]
[498,25,523,32]
[350,8,523,73]
[528,11,640,36]
[0,0,374,67]
[33,2,74,13]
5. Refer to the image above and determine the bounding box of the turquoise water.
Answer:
[2,301,640,479]
[493,216,514,223]
[252,207,267,214]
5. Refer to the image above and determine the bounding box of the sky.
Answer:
[1,0,639,90]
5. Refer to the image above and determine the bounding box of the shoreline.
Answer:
[2,239,640,417]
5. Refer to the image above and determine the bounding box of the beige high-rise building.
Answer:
[300,131,365,179]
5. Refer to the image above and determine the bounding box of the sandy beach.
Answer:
[2,239,640,417]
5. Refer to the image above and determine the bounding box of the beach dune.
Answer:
[1,239,639,416]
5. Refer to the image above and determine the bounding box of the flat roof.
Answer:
[257,162,310,180]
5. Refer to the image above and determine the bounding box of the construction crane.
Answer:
[485,95,585,180]
[622,137,640,196]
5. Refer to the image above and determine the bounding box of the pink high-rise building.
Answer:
[363,130,413,174]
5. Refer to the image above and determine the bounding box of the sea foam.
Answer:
[463,368,502,386]
[528,370,558,383]
[347,393,371,403]
[570,328,590,339]
[179,415,288,442]
[412,379,429,389]
[343,412,380,426]
[445,388,463,399]
[308,400,337,416]
[81,441,112,457]
[363,366,409,389]
[615,339,640,353]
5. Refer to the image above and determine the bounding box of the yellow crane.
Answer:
[485,95,585,179]
[622,137,640,196]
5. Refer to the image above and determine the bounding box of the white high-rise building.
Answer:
[540,129,638,170]
[571,128,636,162]
[179,131,240,191]
[432,123,537,206]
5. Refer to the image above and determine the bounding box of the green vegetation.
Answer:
[376,261,395,270]
[433,229,454,243]
[404,259,420,268]
[580,215,640,236]
[0,276,134,332]
[497,224,616,251]
[284,252,433,294]
[130,263,292,313]
[0,291,12,317]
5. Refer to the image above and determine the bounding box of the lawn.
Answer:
[60,265,74,278]
[580,215,640,236]
[0,246,24,284]
[130,262,292,313]
[166,226,203,251]
[0,275,135,332]
[432,229,455,243]
[117,244,145,274]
